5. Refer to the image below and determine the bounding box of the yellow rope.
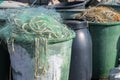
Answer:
[76,6,120,23]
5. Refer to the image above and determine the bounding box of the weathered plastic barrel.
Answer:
[8,39,74,80]
[89,22,120,79]
[64,19,92,80]
[48,1,85,19]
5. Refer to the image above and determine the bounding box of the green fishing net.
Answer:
[0,7,75,43]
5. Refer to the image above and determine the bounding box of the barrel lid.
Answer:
[64,19,88,30]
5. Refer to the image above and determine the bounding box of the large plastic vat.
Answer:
[48,1,85,19]
[89,22,120,79]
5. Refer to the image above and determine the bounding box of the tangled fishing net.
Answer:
[0,7,75,43]
[0,7,75,79]
[75,6,120,23]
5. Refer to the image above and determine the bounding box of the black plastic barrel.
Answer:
[47,1,85,19]
[52,1,85,9]
[64,19,92,80]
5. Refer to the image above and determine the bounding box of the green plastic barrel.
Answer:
[89,22,120,79]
